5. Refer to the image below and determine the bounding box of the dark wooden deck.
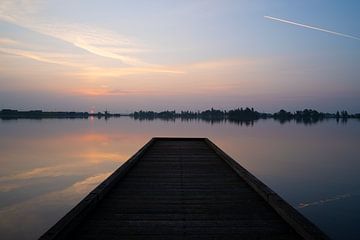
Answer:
[40,138,329,240]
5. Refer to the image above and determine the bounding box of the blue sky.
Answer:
[0,0,360,112]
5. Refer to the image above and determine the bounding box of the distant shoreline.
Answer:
[0,109,128,119]
[1,108,359,124]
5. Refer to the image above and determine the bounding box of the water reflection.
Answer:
[0,118,359,239]
[132,117,258,126]
[297,193,352,209]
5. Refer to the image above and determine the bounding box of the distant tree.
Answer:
[341,110,348,118]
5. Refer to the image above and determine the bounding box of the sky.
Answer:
[0,0,360,113]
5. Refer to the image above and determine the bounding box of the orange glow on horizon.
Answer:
[72,87,157,97]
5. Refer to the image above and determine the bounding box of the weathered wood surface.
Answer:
[40,138,329,240]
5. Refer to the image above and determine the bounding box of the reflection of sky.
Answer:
[0,118,360,239]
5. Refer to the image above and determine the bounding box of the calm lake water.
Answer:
[0,117,359,239]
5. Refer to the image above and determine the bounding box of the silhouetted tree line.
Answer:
[270,109,360,124]
[1,108,359,124]
[132,110,177,120]
[132,108,266,122]
[132,108,360,125]
[273,109,328,124]
[0,109,122,119]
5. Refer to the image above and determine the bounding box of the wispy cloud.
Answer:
[37,23,149,66]
[184,58,258,71]
[265,16,360,41]
[73,66,184,79]
[72,86,157,97]
[0,44,184,79]
[0,38,19,45]
[0,47,86,67]
[0,0,148,66]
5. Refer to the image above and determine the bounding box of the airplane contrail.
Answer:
[264,15,360,41]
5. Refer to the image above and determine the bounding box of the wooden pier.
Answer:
[40,138,329,240]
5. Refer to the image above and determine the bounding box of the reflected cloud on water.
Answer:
[297,193,352,209]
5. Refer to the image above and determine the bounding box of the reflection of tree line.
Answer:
[132,108,262,126]
[132,108,360,125]
[1,108,359,125]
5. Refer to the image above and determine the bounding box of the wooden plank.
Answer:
[39,137,329,240]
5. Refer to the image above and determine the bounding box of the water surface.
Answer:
[0,118,359,239]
